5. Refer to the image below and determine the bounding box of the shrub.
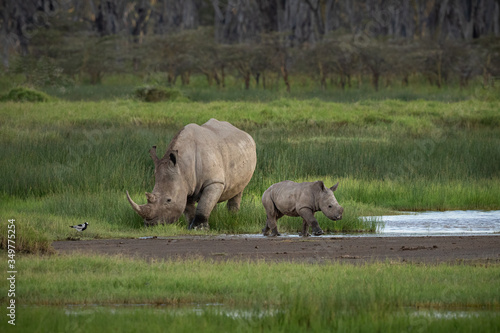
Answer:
[0,220,54,254]
[0,87,54,102]
[135,85,183,102]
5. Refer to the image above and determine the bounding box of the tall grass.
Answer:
[9,255,500,307]
[2,255,499,332]
[1,98,499,244]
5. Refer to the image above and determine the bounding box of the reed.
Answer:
[3,255,499,332]
[0,97,499,245]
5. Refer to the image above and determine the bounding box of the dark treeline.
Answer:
[1,0,500,90]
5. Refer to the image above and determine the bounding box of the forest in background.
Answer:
[1,0,500,92]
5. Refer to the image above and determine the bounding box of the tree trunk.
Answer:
[372,71,380,91]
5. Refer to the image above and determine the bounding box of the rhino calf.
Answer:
[261,180,343,237]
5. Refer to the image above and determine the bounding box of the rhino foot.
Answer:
[312,228,324,236]
[269,228,281,237]
[192,222,210,231]
[299,232,311,237]
[189,220,210,231]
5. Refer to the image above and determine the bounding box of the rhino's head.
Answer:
[126,147,187,226]
[318,182,343,221]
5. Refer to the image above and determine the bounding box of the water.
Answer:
[217,210,500,238]
[140,210,500,239]
[368,210,500,236]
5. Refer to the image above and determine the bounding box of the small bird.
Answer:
[70,222,88,232]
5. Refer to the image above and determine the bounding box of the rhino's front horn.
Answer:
[126,191,147,218]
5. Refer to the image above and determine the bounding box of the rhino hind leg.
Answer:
[227,192,243,212]
[262,212,283,237]
[300,220,311,237]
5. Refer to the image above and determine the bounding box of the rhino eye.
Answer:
[328,205,333,208]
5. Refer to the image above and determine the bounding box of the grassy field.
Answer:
[1,90,500,249]
[1,254,499,332]
[1,80,499,331]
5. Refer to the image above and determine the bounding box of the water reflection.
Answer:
[368,210,500,236]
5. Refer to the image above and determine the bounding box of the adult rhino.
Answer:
[126,119,257,229]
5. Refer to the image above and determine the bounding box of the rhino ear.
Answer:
[330,182,339,192]
[149,146,159,166]
[168,150,178,166]
[316,181,326,191]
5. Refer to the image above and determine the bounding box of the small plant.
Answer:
[0,87,54,102]
[135,85,183,102]
[0,220,54,254]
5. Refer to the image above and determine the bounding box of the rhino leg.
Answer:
[262,210,283,237]
[227,192,243,212]
[184,199,196,227]
[189,183,224,230]
[298,208,324,237]
[300,220,311,237]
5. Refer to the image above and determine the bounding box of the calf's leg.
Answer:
[298,208,324,236]
[262,193,282,236]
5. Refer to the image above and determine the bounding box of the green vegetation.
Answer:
[1,255,499,332]
[0,81,499,332]
[0,86,54,102]
[1,88,499,249]
[134,85,185,102]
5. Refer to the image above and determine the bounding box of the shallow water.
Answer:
[367,210,500,236]
[218,210,500,238]
[139,210,500,239]
[62,303,490,321]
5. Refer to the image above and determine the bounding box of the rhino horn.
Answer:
[146,192,157,203]
[126,191,147,218]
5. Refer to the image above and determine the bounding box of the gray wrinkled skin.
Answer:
[261,180,343,237]
[127,119,257,229]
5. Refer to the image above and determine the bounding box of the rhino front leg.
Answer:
[184,198,196,227]
[298,208,324,236]
[189,183,224,230]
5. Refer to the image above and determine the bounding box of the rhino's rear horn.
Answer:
[126,191,147,218]
[146,192,157,203]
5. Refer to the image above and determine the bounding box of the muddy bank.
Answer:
[53,235,500,264]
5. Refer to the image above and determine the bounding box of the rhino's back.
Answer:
[170,119,257,200]
[263,181,305,216]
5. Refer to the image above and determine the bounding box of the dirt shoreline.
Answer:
[53,235,500,264]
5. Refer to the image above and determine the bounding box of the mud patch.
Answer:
[52,235,500,264]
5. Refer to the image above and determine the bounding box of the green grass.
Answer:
[1,84,499,332]
[0,96,499,247]
[1,255,499,332]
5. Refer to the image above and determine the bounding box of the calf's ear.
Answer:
[330,182,339,192]
[316,181,326,191]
